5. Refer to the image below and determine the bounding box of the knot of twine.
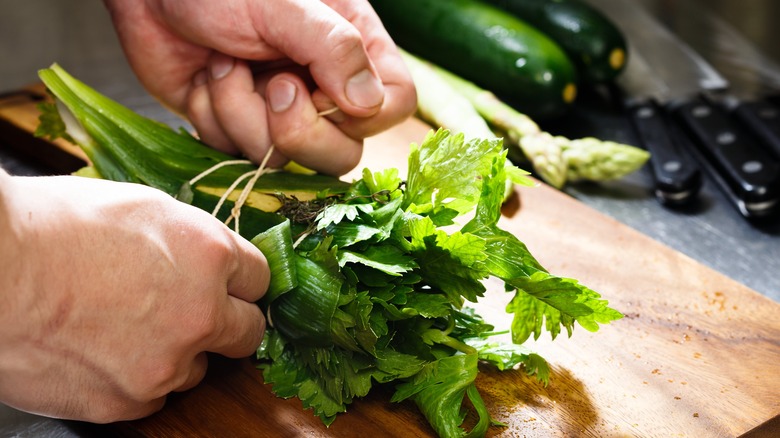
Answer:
[185,107,339,234]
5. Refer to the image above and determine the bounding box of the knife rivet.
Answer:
[742,161,763,174]
[636,107,655,118]
[663,161,682,173]
[716,132,735,145]
[692,106,711,118]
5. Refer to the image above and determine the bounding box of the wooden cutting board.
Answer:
[1,89,778,437]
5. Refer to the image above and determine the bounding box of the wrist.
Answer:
[0,168,20,304]
[0,171,29,346]
[0,170,22,376]
[0,173,51,407]
[0,168,18,271]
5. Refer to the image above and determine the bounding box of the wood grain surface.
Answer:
[1,93,778,437]
[0,83,87,173]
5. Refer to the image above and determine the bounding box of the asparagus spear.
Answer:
[513,131,568,188]
[400,50,650,188]
[400,49,495,140]
[400,50,565,187]
[400,52,532,198]
[563,136,652,182]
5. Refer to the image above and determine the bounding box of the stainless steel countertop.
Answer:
[1,0,778,435]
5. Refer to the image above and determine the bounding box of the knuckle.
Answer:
[191,307,221,342]
[141,363,180,395]
[270,109,305,140]
[175,291,223,345]
[332,146,363,176]
[398,81,419,120]
[88,403,124,424]
[175,224,232,270]
[94,398,165,423]
[272,124,311,156]
[200,230,237,267]
[324,24,365,64]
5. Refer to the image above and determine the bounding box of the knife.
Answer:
[656,0,780,161]
[587,0,780,219]
[674,99,780,218]
[615,40,702,205]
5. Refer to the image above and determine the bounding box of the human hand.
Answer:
[0,173,269,422]
[103,0,417,176]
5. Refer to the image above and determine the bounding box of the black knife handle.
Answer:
[627,100,701,204]
[732,100,780,160]
[675,98,780,218]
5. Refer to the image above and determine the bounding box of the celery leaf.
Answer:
[338,245,417,276]
[506,272,623,343]
[34,100,73,143]
[392,353,489,438]
[404,129,503,220]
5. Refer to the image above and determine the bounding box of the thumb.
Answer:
[252,1,386,116]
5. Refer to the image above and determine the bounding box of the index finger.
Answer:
[207,295,267,358]
[226,231,271,303]
[203,233,269,357]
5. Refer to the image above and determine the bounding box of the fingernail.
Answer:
[345,69,384,109]
[192,69,208,87]
[268,79,297,113]
[209,52,235,80]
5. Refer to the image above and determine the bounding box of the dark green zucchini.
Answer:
[371,0,577,119]
[484,0,628,83]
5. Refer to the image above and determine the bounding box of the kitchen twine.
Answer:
[186,107,341,234]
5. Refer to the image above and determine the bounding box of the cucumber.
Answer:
[371,0,577,119]
[484,0,628,83]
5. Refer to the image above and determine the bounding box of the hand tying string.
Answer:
[186,108,341,234]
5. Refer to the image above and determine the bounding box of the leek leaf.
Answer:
[250,220,297,303]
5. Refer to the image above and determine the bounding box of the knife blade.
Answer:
[587,0,780,219]
[656,0,780,161]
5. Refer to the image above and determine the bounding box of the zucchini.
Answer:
[370,0,577,119]
[484,0,628,83]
